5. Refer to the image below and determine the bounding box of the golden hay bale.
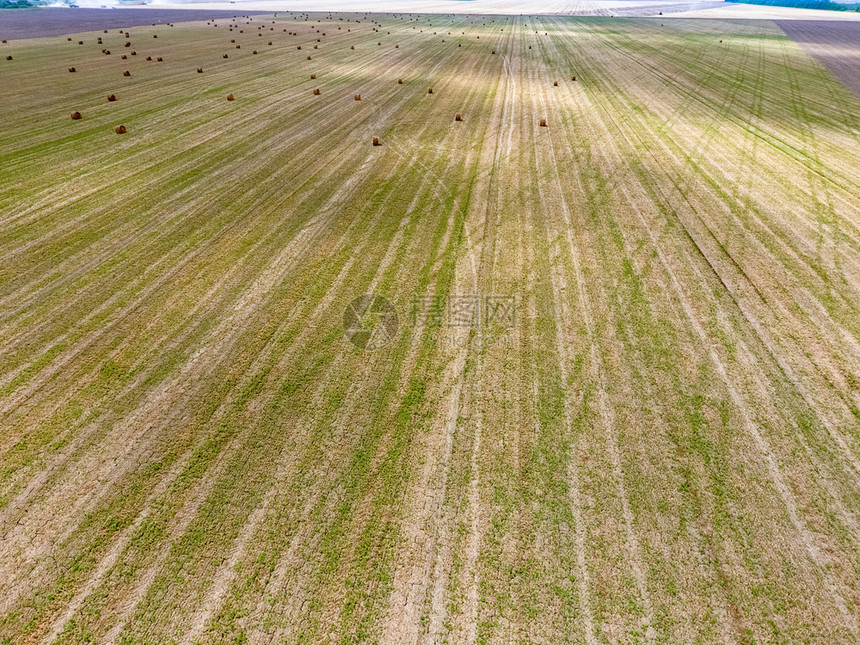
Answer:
[115,125,127,134]
[455,113,462,121]
[354,94,361,100]
[571,75,576,81]
[123,70,131,76]
[395,44,399,48]
[539,118,547,127]
[307,55,312,59]
[68,37,72,41]
[78,41,83,45]
[397,78,402,84]
[153,34,158,38]
[227,93,235,100]
[268,41,272,45]
[131,51,136,55]
[197,67,203,73]
[236,44,241,48]
[372,136,380,146]
[71,111,82,120]
[223,53,229,58]
[121,54,127,59]
[107,94,117,101]
[350,45,354,49]
[428,87,433,94]
[125,42,130,47]
[492,49,495,54]
[313,88,320,95]
[231,38,235,42]
[156,57,163,61]
[146,56,152,61]
[553,81,558,86]
[297,45,301,49]
[253,50,258,54]
[5,55,12,61]
[310,73,316,78]
[313,44,317,49]
[69,66,76,72]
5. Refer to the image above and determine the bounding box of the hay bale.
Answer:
[123,70,131,76]
[131,51,136,55]
[395,44,399,48]
[121,54,127,59]
[492,50,495,54]
[146,56,152,61]
[223,53,229,58]
[68,37,72,41]
[313,44,318,49]
[297,45,301,49]
[78,41,84,45]
[553,81,558,86]
[397,78,403,84]
[227,93,235,100]
[236,45,241,48]
[125,42,131,48]
[253,50,258,54]
[310,73,316,78]
[307,55,311,60]
[157,57,163,61]
[313,88,320,95]
[372,136,380,146]
[115,125,127,134]
[455,113,462,121]
[350,45,354,49]
[197,67,203,73]
[428,87,433,94]
[268,41,272,45]
[71,111,82,120]
[69,67,76,72]
[107,94,117,101]
[354,94,361,100]
[539,118,547,127]
[153,34,158,38]
[571,75,576,81]
[231,38,236,42]
[5,56,11,61]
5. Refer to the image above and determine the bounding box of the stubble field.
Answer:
[2,10,860,644]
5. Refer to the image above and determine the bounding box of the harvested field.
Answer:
[778,20,860,97]
[2,11,860,644]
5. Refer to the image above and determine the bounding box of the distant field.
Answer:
[0,8,267,40]
[2,12,860,644]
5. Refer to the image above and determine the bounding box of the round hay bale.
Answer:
[571,75,576,81]
[372,136,381,146]
[268,41,272,45]
[539,118,547,127]
[231,38,235,42]
[146,56,152,61]
[428,87,433,94]
[107,94,117,101]
[69,67,76,72]
[125,42,130,47]
[350,45,354,49]
[121,54,127,59]
[313,88,320,95]
[310,73,316,78]
[131,51,136,55]
[223,53,229,58]
[156,57,163,61]
[307,55,311,59]
[68,37,72,41]
[197,67,203,73]
[492,49,495,54]
[78,41,84,45]
[153,34,158,38]
[115,125,127,134]
[397,78,402,84]
[253,50,258,54]
[123,70,131,76]
[71,111,82,120]
[354,94,361,100]
[455,113,462,121]
[5,56,12,61]
[236,44,241,48]
[227,93,235,100]
[553,81,558,86]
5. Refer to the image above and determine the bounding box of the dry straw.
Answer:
[107,94,116,101]
[539,118,547,127]
[115,125,127,134]
[372,137,380,146]
[71,111,82,120]
[227,93,235,100]
[313,88,320,95]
